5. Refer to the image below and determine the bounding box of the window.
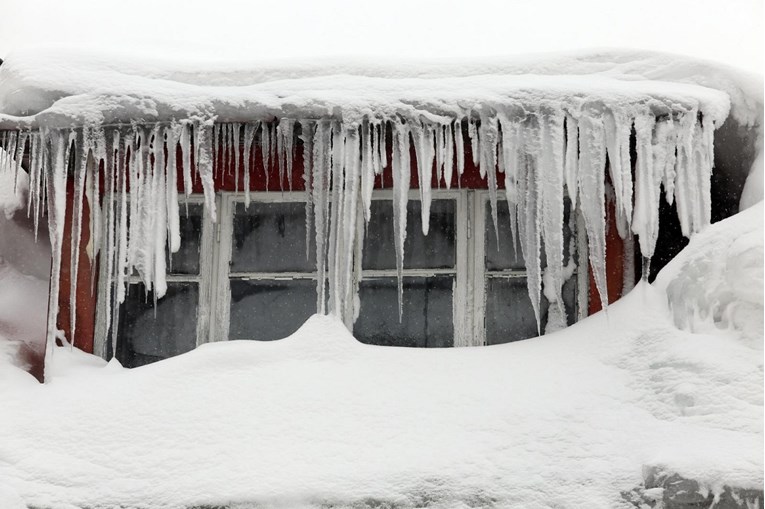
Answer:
[478,197,582,345]
[103,201,211,367]
[354,194,461,348]
[97,190,588,363]
[222,199,318,342]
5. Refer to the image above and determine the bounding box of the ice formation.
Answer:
[0,82,727,348]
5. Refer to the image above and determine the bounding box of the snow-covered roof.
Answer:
[0,48,742,128]
[1,48,751,350]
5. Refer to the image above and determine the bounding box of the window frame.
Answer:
[95,188,590,358]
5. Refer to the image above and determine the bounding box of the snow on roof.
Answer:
[0,48,741,128]
[0,48,747,352]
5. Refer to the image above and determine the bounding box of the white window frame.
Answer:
[96,188,590,358]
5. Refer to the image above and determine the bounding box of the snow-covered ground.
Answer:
[0,202,761,509]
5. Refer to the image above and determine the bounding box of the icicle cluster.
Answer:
[0,102,718,347]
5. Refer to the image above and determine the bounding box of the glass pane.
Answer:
[231,202,315,273]
[354,276,454,347]
[362,199,456,270]
[486,198,574,271]
[115,282,199,367]
[229,278,317,340]
[169,203,203,275]
[484,275,577,345]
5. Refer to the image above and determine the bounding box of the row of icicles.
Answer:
[0,109,716,348]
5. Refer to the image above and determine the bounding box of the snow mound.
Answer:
[0,250,762,508]
[656,201,764,343]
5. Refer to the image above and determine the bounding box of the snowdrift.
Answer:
[0,204,761,509]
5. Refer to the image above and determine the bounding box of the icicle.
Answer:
[153,125,169,297]
[116,128,130,305]
[301,121,316,261]
[378,121,387,172]
[435,122,445,186]
[12,131,27,193]
[479,112,500,243]
[538,112,566,314]
[312,120,332,313]
[68,127,92,344]
[360,119,375,223]
[213,124,222,181]
[261,123,271,190]
[279,119,295,191]
[603,110,634,240]
[467,117,480,170]
[180,123,193,195]
[411,121,434,236]
[499,115,521,255]
[636,115,671,260]
[5,131,17,188]
[698,114,715,229]
[455,118,465,178]
[372,121,383,177]
[113,128,130,353]
[443,122,454,189]
[673,111,698,238]
[44,128,71,349]
[243,122,257,207]
[194,121,217,221]
[564,114,579,211]
[391,119,411,319]
[99,127,117,353]
[577,114,609,309]
[232,123,241,193]
[327,121,345,316]
[661,117,679,206]
[166,123,182,253]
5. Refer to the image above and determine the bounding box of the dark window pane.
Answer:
[115,282,199,367]
[486,199,574,271]
[355,276,454,347]
[485,276,577,345]
[362,199,456,270]
[229,278,317,340]
[231,202,315,273]
[168,203,203,275]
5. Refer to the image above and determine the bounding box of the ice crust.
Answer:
[0,49,732,349]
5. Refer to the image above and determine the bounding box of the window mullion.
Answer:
[452,189,471,347]
[207,193,233,343]
[471,191,488,347]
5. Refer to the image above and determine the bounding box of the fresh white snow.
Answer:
[0,203,761,509]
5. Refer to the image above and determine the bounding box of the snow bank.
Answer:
[0,154,49,377]
[656,201,764,343]
[0,207,761,508]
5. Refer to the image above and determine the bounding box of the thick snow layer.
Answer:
[0,208,762,509]
[656,201,764,343]
[0,48,738,128]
